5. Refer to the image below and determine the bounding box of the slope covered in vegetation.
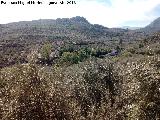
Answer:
[0,32,160,119]
[0,17,160,119]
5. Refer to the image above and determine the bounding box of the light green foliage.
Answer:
[78,48,91,61]
[59,45,75,56]
[60,48,92,64]
[40,43,52,61]
[91,48,111,57]
[61,52,79,64]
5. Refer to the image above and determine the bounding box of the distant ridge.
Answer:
[122,26,141,30]
[0,16,127,43]
[4,16,90,28]
[141,17,160,33]
[1,16,160,43]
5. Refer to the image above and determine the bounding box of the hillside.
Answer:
[1,16,160,68]
[0,16,124,41]
[141,17,160,33]
[0,32,160,119]
[0,16,130,68]
[0,15,160,120]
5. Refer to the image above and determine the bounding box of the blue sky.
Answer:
[0,0,160,27]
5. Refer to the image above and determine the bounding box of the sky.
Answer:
[0,0,160,27]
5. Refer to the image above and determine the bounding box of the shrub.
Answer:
[155,49,160,55]
[127,47,136,54]
[61,52,79,64]
[91,48,111,58]
[40,43,53,62]
[116,45,121,53]
[72,61,122,118]
[122,51,132,57]
[60,48,92,64]
[59,45,75,56]
[139,43,144,48]
[78,48,91,61]
[116,56,160,120]
[0,64,75,120]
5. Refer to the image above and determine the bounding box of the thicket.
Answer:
[0,59,124,120]
[60,46,112,64]
[0,52,160,119]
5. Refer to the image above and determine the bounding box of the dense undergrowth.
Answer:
[0,33,160,119]
[0,53,159,119]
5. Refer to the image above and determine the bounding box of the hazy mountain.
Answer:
[122,26,141,30]
[141,17,160,33]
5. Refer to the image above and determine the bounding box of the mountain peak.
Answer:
[70,16,89,23]
[146,17,160,28]
[55,16,89,25]
[139,17,160,33]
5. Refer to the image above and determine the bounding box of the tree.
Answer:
[116,45,121,53]
[119,38,123,45]
[61,52,79,64]
[40,43,53,63]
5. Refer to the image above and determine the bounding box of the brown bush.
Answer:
[0,64,74,120]
[1,54,159,120]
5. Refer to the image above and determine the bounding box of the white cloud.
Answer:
[80,0,160,27]
[0,0,160,27]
